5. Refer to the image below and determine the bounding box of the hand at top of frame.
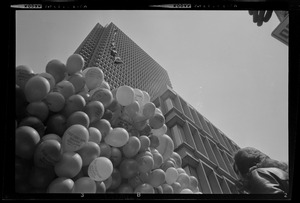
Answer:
[249,10,273,26]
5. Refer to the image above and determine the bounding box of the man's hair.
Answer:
[233,147,288,177]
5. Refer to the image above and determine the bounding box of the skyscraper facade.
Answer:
[74,22,241,194]
[74,22,172,100]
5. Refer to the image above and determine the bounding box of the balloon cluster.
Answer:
[15,54,202,194]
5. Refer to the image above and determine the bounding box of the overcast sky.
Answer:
[16,10,288,163]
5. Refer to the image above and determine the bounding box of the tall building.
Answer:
[74,22,241,194]
[74,22,172,100]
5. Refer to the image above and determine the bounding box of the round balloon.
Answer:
[16,65,35,90]
[45,92,65,112]
[156,134,174,162]
[142,91,150,105]
[67,72,85,93]
[54,151,82,178]
[47,177,74,193]
[61,124,89,152]
[84,67,104,90]
[104,127,129,147]
[39,72,56,90]
[165,167,179,185]
[142,102,156,119]
[66,54,85,75]
[134,88,144,107]
[88,157,113,182]
[116,85,135,106]
[45,59,67,84]
[24,75,50,103]
[15,126,40,159]
[73,177,96,193]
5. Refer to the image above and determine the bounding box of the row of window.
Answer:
[184,162,238,194]
[157,89,240,155]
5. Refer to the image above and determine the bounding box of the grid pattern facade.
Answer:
[153,85,241,194]
[74,23,172,99]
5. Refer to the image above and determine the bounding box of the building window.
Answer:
[164,97,174,112]
[170,124,186,148]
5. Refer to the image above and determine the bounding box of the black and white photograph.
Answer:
[5,0,299,201]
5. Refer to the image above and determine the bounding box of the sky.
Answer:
[15,10,288,163]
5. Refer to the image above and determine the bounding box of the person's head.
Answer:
[233,147,288,180]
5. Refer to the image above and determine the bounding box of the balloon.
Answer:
[151,124,167,136]
[26,101,49,122]
[54,151,82,178]
[95,181,106,193]
[66,54,85,75]
[62,94,86,117]
[138,135,150,152]
[99,80,110,90]
[152,151,163,169]
[45,92,65,112]
[176,173,190,190]
[88,157,113,182]
[148,169,166,187]
[19,116,45,137]
[162,183,174,194]
[132,113,148,131]
[61,124,89,152]
[78,90,91,103]
[29,166,56,189]
[149,113,165,129]
[188,176,199,192]
[124,101,140,118]
[118,183,133,193]
[134,183,155,194]
[45,114,67,137]
[24,75,50,103]
[136,155,154,174]
[110,147,122,167]
[149,135,160,148]
[77,141,101,166]
[180,188,193,194]
[103,175,113,190]
[39,72,56,90]
[119,158,139,179]
[33,139,62,168]
[122,136,141,158]
[171,152,182,168]
[84,101,105,123]
[47,177,74,193]
[128,175,143,189]
[171,182,182,193]
[16,65,35,90]
[110,168,122,190]
[161,159,176,171]
[73,177,96,193]
[66,111,90,129]
[142,102,156,119]
[177,168,186,174]
[46,59,67,84]
[90,88,113,108]
[53,80,75,100]
[90,119,111,139]
[155,108,163,115]
[15,126,40,159]
[67,72,86,93]
[116,85,135,106]
[104,127,129,148]
[156,134,174,162]
[165,167,179,185]
[142,91,150,105]
[88,127,102,144]
[42,134,62,143]
[106,99,121,112]
[99,142,112,158]
[84,67,104,90]
[134,88,144,107]
[81,67,91,77]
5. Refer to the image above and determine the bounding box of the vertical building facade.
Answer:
[74,22,172,100]
[74,22,241,194]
